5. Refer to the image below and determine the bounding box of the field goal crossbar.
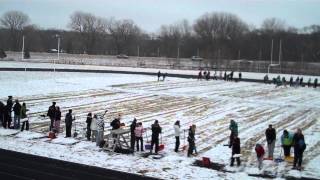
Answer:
[268,64,280,74]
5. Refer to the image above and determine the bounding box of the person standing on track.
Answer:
[157,71,161,81]
[265,124,276,159]
[230,135,241,166]
[13,99,22,129]
[6,96,13,128]
[292,128,306,170]
[174,120,181,152]
[47,102,56,131]
[54,106,61,133]
[86,112,92,141]
[20,102,29,131]
[90,114,98,142]
[255,143,265,170]
[130,118,137,150]
[281,129,293,157]
[150,120,162,154]
[134,122,145,151]
[187,124,197,157]
[229,120,238,148]
[65,109,74,138]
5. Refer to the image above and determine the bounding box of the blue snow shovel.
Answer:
[275,148,284,163]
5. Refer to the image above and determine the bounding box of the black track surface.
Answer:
[0,148,159,180]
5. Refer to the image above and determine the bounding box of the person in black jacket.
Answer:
[157,71,161,81]
[86,112,92,140]
[187,124,197,157]
[47,102,56,131]
[289,77,293,86]
[54,106,61,133]
[150,120,162,154]
[65,109,74,138]
[265,124,276,159]
[230,135,241,166]
[130,118,137,150]
[314,78,318,88]
[110,115,121,130]
[13,99,21,129]
[6,96,13,128]
[292,128,306,170]
[0,101,4,128]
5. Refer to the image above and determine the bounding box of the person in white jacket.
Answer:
[174,120,181,152]
[90,114,98,142]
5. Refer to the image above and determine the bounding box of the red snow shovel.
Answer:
[158,133,165,151]
[202,157,211,167]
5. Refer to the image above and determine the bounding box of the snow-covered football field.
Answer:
[0,68,319,180]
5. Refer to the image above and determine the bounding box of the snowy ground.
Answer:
[0,68,320,180]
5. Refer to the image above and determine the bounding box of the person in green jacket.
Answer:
[281,129,293,157]
[229,119,238,148]
[20,103,29,131]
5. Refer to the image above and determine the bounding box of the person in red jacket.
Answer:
[255,144,265,170]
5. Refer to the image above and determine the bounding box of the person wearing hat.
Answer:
[47,102,56,131]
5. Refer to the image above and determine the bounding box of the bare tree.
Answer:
[0,11,30,51]
[261,18,286,33]
[69,11,107,54]
[107,19,141,55]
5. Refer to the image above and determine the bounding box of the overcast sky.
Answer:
[0,0,319,32]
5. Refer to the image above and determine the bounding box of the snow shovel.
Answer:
[144,129,152,150]
[73,116,78,138]
[275,148,284,163]
[158,133,165,151]
[181,129,188,151]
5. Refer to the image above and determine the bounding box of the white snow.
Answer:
[0,64,319,180]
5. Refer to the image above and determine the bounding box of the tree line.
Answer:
[0,10,320,63]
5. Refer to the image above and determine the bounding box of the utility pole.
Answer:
[238,50,241,60]
[137,45,140,58]
[278,39,282,73]
[177,47,180,59]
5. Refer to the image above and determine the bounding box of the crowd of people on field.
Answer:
[264,74,318,88]
[0,96,29,131]
[197,70,242,82]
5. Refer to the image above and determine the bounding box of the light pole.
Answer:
[55,34,61,72]
[21,35,25,61]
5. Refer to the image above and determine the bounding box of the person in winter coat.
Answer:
[47,102,56,131]
[229,120,238,148]
[292,128,306,170]
[187,124,197,157]
[239,72,242,81]
[134,122,145,151]
[174,120,181,152]
[6,96,13,128]
[13,99,22,129]
[130,118,137,150]
[255,144,265,170]
[54,106,61,133]
[96,114,105,147]
[300,77,304,86]
[0,101,5,128]
[65,109,74,137]
[90,114,98,142]
[265,124,276,159]
[314,78,318,88]
[281,130,293,157]
[157,71,161,81]
[230,135,241,166]
[20,103,29,131]
[86,112,92,140]
[307,78,312,87]
[110,116,121,130]
[289,77,293,86]
[198,71,202,80]
[150,120,162,154]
